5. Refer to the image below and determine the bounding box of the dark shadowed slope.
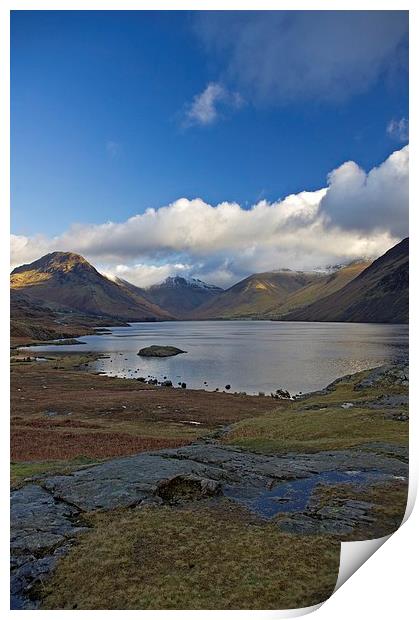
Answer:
[282,239,408,324]
[192,271,324,319]
[266,261,371,318]
[11,252,171,321]
[143,276,223,318]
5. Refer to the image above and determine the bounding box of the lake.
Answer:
[31,320,409,395]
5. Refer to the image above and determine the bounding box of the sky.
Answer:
[10,10,409,288]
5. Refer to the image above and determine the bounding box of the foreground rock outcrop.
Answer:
[11,441,407,608]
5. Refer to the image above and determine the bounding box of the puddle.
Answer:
[225,470,392,518]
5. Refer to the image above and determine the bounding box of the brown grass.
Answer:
[11,353,280,462]
[11,428,189,461]
[39,502,340,610]
[11,353,280,427]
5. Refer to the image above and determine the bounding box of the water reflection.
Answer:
[30,321,408,395]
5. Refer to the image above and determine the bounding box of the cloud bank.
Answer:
[193,11,408,105]
[11,147,408,288]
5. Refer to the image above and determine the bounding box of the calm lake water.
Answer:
[32,321,409,395]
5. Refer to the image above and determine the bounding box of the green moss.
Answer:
[10,457,103,488]
[223,368,408,454]
[224,406,407,453]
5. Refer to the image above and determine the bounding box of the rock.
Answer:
[10,485,87,609]
[341,402,354,409]
[279,515,354,536]
[156,474,221,502]
[363,394,408,409]
[354,363,409,391]
[276,388,291,399]
[136,496,164,508]
[384,411,409,422]
[137,346,186,358]
[10,442,408,607]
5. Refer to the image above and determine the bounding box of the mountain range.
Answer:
[10,239,408,343]
[10,252,171,322]
[191,263,374,320]
[282,237,408,324]
[141,276,223,318]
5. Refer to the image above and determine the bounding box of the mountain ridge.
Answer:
[282,238,408,324]
[143,275,223,318]
[11,251,172,322]
[191,270,328,319]
[10,241,408,331]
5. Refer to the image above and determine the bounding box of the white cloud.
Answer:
[108,263,191,288]
[10,147,408,288]
[320,145,409,237]
[183,82,243,127]
[386,118,409,141]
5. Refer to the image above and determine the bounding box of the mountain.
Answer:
[282,238,408,324]
[143,276,223,318]
[10,288,126,344]
[10,252,171,321]
[266,260,371,318]
[11,242,407,330]
[192,270,324,319]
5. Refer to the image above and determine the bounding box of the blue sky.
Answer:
[11,11,409,286]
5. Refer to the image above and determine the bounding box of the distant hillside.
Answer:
[11,242,407,330]
[144,276,223,318]
[266,261,371,318]
[283,239,408,324]
[11,252,171,322]
[10,288,124,344]
[192,270,324,319]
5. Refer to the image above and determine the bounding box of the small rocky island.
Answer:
[137,345,186,358]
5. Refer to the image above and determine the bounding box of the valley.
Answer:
[10,238,409,349]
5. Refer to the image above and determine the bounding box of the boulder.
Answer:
[137,345,186,358]
[161,380,173,387]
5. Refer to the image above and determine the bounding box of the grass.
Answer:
[12,359,408,609]
[11,414,204,461]
[223,406,408,453]
[11,352,279,463]
[311,480,408,540]
[10,457,103,488]
[39,502,340,610]
[223,369,408,454]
